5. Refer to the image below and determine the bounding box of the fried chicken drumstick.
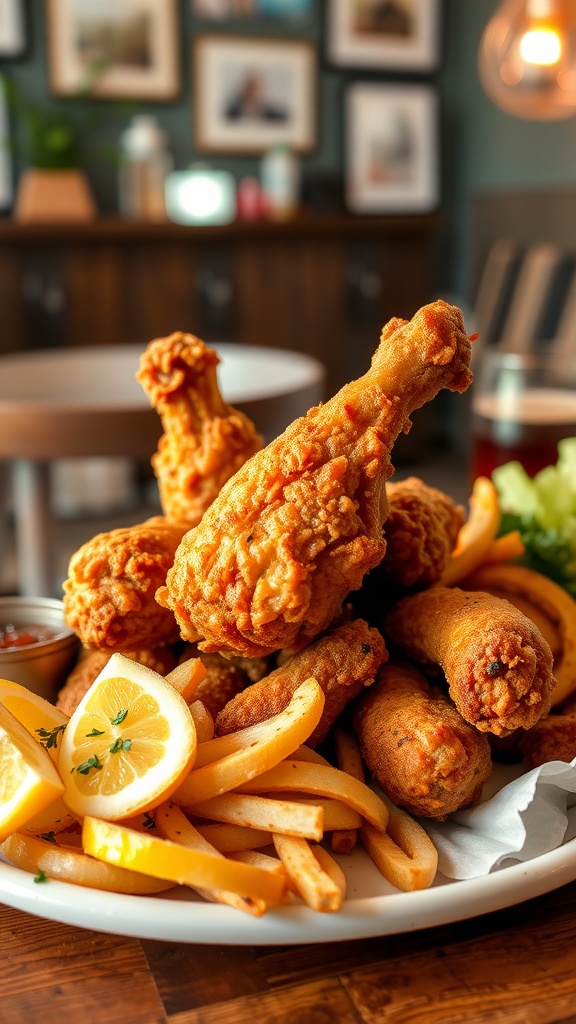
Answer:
[64,334,263,653]
[352,662,492,820]
[215,618,387,748]
[136,331,263,525]
[381,477,465,590]
[384,586,554,736]
[157,300,473,658]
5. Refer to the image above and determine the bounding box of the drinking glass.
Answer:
[470,348,576,480]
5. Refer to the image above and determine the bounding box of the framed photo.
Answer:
[0,77,13,209]
[345,84,438,214]
[327,0,440,71]
[192,0,313,18]
[0,0,26,57]
[46,0,180,100]
[193,35,317,154]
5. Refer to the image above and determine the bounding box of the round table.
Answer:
[0,343,325,597]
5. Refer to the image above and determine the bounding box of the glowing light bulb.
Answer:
[478,0,576,119]
[519,27,562,65]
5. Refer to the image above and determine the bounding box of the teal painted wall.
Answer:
[3,0,576,303]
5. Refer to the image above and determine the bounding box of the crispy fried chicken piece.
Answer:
[136,332,263,525]
[56,644,177,716]
[519,712,576,768]
[384,587,554,737]
[179,646,250,719]
[215,619,387,748]
[352,661,492,820]
[63,516,188,652]
[381,477,465,589]
[157,300,473,658]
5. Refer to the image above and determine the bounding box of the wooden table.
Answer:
[1,881,575,1024]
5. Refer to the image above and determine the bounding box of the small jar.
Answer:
[119,115,173,220]
[260,142,300,221]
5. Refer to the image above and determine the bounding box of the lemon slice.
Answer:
[0,703,65,843]
[82,816,286,903]
[58,653,197,821]
[1,832,173,894]
[0,677,68,765]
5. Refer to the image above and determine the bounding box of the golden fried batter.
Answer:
[63,516,187,652]
[179,646,249,719]
[352,661,492,820]
[384,587,554,736]
[136,332,262,525]
[157,301,473,658]
[519,713,576,769]
[380,476,465,589]
[215,618,387,748]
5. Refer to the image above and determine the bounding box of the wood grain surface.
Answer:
[1,880,576,1024]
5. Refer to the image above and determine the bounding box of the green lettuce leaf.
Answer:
[492,438,576,596]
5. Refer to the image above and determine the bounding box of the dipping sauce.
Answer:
[0,623,65,650]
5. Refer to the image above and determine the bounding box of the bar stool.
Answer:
[0,343,325,597]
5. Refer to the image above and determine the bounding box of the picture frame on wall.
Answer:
[193,35,317,153]
[345,83,438,214]
[46,0,180,100]
[327,0,440,71]
[0,0,26,57]
[0,77,13,209]
[192,0,313,19]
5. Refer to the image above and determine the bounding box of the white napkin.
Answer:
[421,757,576,879]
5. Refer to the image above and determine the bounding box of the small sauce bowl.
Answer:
[0,597,80,702]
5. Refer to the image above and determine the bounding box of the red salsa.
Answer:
[0,623,63,650]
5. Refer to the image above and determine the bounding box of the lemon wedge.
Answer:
[58,653,197,821]
[82,816,286,903]
[0,677,68,765]
[0,702,65,842]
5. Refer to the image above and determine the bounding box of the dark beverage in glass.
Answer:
[471,387,576,479]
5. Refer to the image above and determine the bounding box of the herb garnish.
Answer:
[35,724,66,750]
[109,737,132,754]
[40,831,57,844]
[74,754,103,775]
[111,709,128,725]
[85,727,105,737]
[34,870,47,883]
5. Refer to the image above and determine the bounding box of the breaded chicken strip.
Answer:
[157,301,473,658]
[352,662,492,820]
[381,477,465,589]
[215,618,387,748]
[384,587,554,736]
[63,516,187,652]
[136,332,263,525]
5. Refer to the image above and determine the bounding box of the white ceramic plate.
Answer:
[1,829,575,946]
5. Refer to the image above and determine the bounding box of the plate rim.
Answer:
[1,835,575,946]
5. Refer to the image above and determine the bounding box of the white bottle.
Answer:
[119,115,173,220]
[260,142,300,221]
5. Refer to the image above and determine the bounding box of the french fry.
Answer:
[465,562,576,705]
[273,834,343,913]
[155,800,268,916]
[312,844,347,902]
[172,678,325,804]
[165,658,207,702]
[441,476,500,586]
[228,850,295,903]
[196,823,273,853]
[360,796,438,892]
[481,530,525,565]
[186,793,324,841]
[188,700,215,742]
[330,725,365,853]
[272,796,362,831]
[236,760,388,832]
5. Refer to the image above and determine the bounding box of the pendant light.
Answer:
[478,0,576,119]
